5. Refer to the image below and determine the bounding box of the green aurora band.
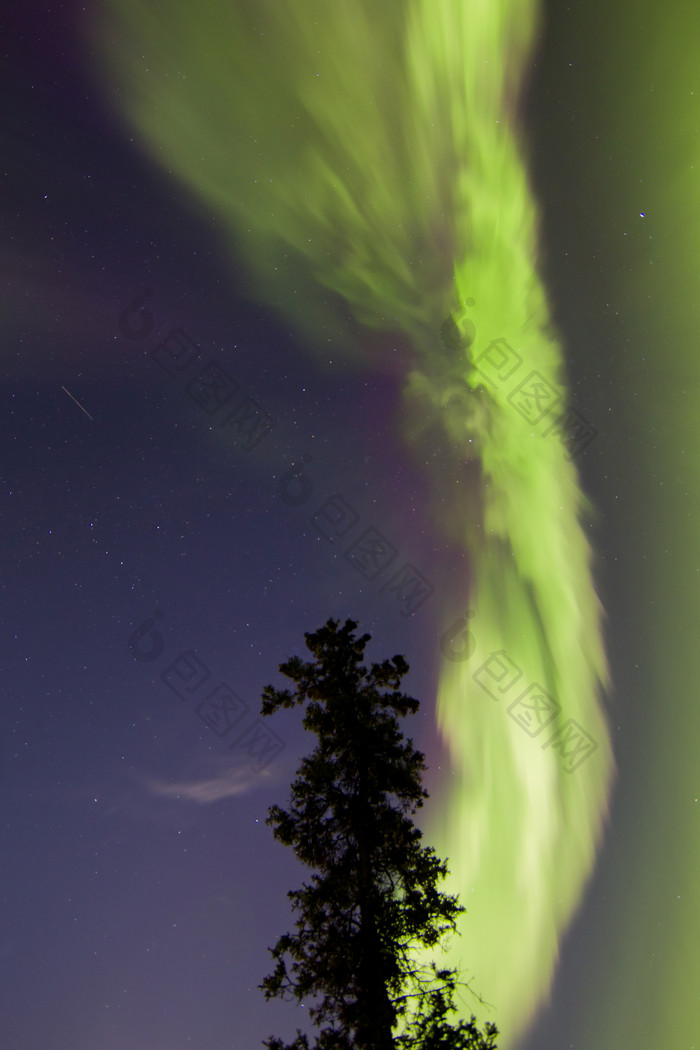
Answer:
[91,1,614,1042]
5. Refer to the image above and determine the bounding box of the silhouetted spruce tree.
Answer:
[259,618,498,1050]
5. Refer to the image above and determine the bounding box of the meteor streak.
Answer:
[60,385,94,420]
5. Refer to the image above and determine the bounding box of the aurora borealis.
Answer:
[2,0,698,1047]
[90,0,613,1041]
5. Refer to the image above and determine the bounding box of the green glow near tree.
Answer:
[91,2,614,1042]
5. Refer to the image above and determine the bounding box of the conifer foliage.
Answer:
[260,619,498,1050]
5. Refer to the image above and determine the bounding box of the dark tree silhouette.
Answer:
[259,618,498,1050]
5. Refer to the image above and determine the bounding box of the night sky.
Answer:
[2,2,699,1049]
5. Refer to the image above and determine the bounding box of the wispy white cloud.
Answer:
[144,763,267,803]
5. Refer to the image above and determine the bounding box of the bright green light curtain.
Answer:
[91,2,614,1043]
